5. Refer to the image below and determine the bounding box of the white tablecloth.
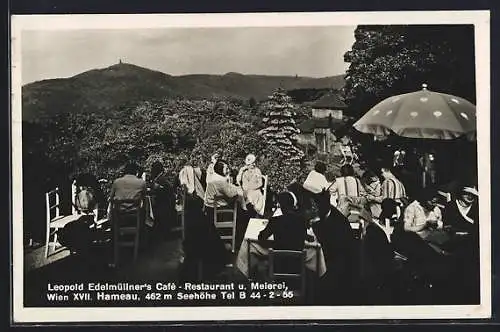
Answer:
[236,218,327,278]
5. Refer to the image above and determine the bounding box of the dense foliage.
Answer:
[23,96,315,240]
[343,25,476,118]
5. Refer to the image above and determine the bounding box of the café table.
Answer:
[235,218,327,279]
[421,227,476,256]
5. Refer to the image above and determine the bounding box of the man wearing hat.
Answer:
[236,154,265,216]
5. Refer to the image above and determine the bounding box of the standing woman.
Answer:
[150,161,176,239]
[236,154,265,217]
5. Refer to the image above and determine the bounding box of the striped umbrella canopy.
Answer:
[353,84,476,140]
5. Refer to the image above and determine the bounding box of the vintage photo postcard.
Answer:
[11,11,491,323]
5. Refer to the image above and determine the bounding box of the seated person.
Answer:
[258,191,312,250]
[204,159,248,253]
[74,173,105,218]
[380,198,403,228]
[303,161,330,194]
[109,162,147,225]
[60,175,103,255]
[149,161,176,236]
[443,185,480,298]
[311,190,359,304]
[204,159,245,219]
[443,186,478,235]
[403,189,442,239]
[178,163,232,278]
[361,170,383,219]
[359,208,394,297]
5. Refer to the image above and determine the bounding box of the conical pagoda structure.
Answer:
[258,88,305,162]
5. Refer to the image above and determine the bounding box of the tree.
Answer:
[258,89,305,163]
[343,25,476,119]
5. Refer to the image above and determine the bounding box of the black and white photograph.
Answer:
[11,11,491,322]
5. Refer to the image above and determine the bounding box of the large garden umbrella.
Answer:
[353,84,476,140]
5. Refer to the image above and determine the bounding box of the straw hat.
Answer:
[245,154,256,166]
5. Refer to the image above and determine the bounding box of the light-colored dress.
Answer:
[178,166,205,200]
[237,165,265,215]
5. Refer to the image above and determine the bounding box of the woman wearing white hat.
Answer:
[236,154,265,216]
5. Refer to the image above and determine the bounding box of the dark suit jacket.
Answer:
[110,174,147,212]
[258,211,307,251]
[312,207,358,283]
[443,200,479,234]
[361,223,394,283]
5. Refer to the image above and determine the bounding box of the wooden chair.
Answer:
[45,187,82,258]
[268,248,307,301]
[173,185,186,241]
[213,201,238,253]
[111,198,143,267]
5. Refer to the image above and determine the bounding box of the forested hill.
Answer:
[22,62,345,122]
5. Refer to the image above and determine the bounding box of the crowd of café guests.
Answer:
[64,149,480,304]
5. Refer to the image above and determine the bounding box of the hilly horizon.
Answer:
[22,62,345,122]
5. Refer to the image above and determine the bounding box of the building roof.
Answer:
[298,117,345,134]
[309,92,347,109]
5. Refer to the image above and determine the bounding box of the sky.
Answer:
[21,26,356,84]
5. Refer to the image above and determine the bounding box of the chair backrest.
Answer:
[213,201,238,252]
[46,187,61,222]
[269,248,306,295]
[110,198,143,229]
